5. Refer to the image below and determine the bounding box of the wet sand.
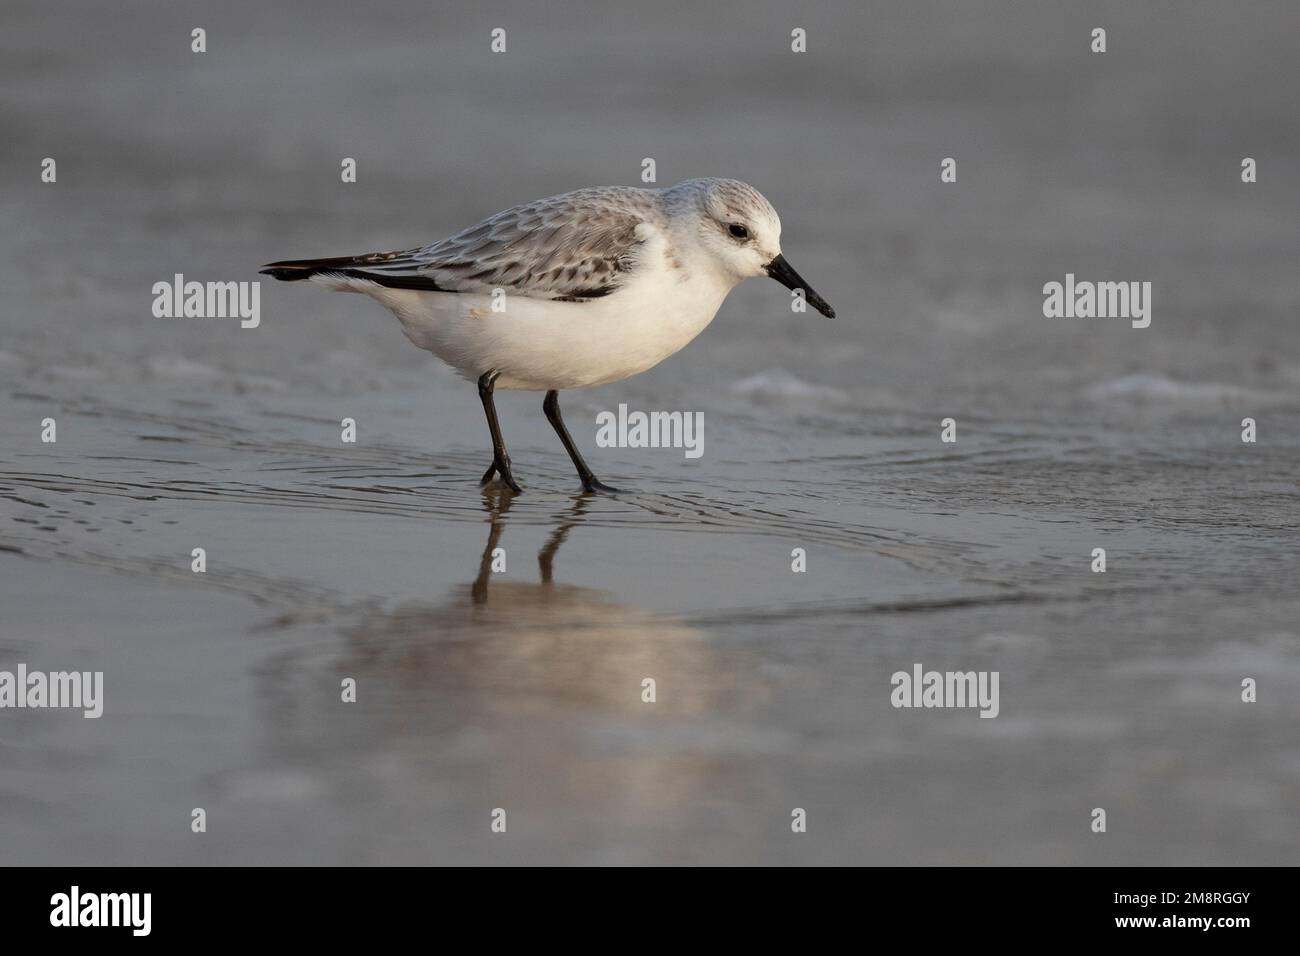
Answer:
[2,0,1299,864]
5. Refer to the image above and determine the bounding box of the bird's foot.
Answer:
[581,476,621,495]
[480,459,523,494]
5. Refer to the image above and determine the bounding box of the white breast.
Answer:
[363,222,735,390]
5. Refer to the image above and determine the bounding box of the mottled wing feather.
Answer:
[343,187,660,301]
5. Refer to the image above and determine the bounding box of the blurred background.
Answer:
[1,0,1298,864]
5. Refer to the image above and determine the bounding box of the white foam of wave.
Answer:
[729,368,848,403]
[1085,373,1257,404]
[143,355,287,392]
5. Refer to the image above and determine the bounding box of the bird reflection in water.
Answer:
[341,486,761,717]
[469,485,583,604]
[251,488,767,858]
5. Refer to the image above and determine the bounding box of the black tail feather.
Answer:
[259,256,363,282]
[259,255,446,291]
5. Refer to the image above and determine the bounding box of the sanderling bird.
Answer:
[262,178,834,494]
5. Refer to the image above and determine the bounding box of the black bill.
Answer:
[765,254,836,318]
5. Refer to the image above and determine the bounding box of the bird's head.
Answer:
[670,178,835,318]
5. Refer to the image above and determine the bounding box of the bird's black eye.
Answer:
[728,223,749,240]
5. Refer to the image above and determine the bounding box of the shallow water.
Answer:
[2,0,1299,864]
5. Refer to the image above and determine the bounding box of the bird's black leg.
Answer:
[477,371,522,494]
[543,390,619,494]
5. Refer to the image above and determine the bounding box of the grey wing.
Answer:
[337,187,658,301]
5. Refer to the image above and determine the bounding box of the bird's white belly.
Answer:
[369,269,732,390]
